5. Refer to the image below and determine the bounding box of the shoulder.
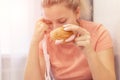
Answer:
[80,20,113,52]
[80,20,106,33]
[79,20,110,38]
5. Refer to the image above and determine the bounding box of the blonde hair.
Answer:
[41,0,92,20]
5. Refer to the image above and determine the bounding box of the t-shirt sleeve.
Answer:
[95,24,113,52]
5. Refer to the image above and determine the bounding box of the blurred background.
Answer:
[0,0,120,80]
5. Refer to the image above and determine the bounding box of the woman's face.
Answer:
[42,4,80,29]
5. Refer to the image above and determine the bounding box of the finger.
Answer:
[65,34,76,42]
[75,40,90,47]
[36,17,45,23]
[75,35,91,41]
[63,24,89,35]
[63,24,71,28]
[38,18,53,32]
[63,24,79,33]
[37,22,48,31]
[55,40,64,45]
[36,19,49,30]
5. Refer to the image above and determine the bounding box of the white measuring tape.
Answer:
[42,35,54,80]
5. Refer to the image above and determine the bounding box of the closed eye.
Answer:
[57,18,67,24]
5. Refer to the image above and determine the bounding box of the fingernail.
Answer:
[55,40,64,45]
[63,27,68,31]
[63,24,71,27]
[65,34,75,42]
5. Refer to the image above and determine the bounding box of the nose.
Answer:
[53,23,58,29]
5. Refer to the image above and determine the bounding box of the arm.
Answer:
[24,19,48,80]
[63,24,116,80]
[85,47,116,80]
[24,41,45,80]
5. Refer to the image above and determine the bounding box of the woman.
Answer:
[24,0,116,80]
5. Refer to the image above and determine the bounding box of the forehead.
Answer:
[42,4,73,20]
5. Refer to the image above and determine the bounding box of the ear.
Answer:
[75,7,81,19]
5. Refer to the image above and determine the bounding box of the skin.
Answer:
[24,3,116,80]
[24,19,48,80]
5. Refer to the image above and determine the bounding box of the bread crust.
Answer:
[50,27,73,40]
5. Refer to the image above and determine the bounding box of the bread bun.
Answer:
[50,27,73,40]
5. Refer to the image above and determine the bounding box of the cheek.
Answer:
[67,18,77,24]
[65,12,78,24]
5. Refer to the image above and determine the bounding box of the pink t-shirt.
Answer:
[40,20,113,80]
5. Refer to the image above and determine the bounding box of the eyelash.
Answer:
[44,19,67,24]
[58,20,66,24]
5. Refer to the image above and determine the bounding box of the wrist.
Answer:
[84,48,97,61]
[83,46,96,58]
[30,38,40,45]
[31,34,43,43]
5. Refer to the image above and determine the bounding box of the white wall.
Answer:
[0,0,42,80]
[0,0,42,55]
[94,0,120,80]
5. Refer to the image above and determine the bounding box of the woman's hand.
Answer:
[32,18,49,43]
[64,24,91,46]
[56,24,116,80]
[56,24,93,53]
